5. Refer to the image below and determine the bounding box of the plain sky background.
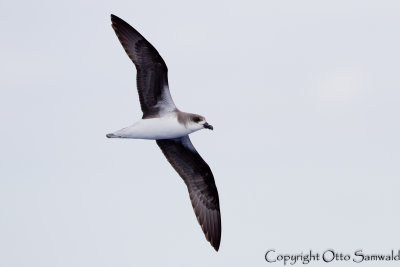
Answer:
[1,1,400,266]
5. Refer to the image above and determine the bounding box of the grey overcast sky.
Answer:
[1,1,400,266]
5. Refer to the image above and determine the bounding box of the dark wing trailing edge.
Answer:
[111,14,176,118]
[156,136,221,251]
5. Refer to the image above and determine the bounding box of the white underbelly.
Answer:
[113,116,193,140]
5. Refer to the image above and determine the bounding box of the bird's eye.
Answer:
[193,117,201,123]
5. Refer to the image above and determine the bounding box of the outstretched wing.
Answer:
[156,136,221,251]
[111,14,176,118]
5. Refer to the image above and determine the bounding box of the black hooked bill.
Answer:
[203,122,213,130]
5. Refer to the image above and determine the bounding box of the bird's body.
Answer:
[107,14,221,251]
[107,111,203,140]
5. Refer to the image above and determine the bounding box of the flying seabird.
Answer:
[106,14,221,251]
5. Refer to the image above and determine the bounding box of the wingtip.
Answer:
[203,218,221,252]
[211,232,221,251]
[212,242,220,252]
[110,14,121,24]
[110,14,131,32]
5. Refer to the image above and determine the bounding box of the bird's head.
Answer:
[188,114,213,131]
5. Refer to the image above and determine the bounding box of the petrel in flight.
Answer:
[106,14,221,251]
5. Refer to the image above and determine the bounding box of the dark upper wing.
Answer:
[111,14,176,118]
[156,136,221,251]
